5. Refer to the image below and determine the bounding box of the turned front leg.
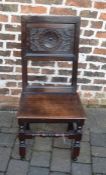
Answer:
[71,123,82,161]
[19,124,26,159]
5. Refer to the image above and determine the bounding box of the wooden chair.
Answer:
[17,15,86,161]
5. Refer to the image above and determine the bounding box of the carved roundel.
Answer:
[28,27,74,52]
[39,29,62,51]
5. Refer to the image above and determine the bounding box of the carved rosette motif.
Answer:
[27,28,74,52]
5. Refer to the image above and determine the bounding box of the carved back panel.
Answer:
[21,16,80,92]
[27,25,74,53]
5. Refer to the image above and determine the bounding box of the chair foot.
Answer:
[19,140,26,159]
[71,140,80,161]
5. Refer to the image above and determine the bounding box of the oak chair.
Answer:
[17,15,86,161]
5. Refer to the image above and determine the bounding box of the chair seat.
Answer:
[17,93,85,120]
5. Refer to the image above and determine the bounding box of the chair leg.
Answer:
[71,140,80,161]
[19,124,26,159]
[71,122,82,161]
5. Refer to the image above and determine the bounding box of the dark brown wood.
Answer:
[71,124,82,161]
[25,53,75,61]
[24,85,76,94]
[20,130,82,138]
[21,15,80,25]
[21,59,28,90]
[17,15,86,161]
[17,93,85,120]
[21,15,80,61]
[71,21,80,89]
[19,125,26,159]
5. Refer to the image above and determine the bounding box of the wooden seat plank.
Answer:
[17,93,85,119]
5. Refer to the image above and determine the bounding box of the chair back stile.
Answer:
[71,21,80,90]
[21,19,28,91]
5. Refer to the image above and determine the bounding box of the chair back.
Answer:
[21,15,80,93]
